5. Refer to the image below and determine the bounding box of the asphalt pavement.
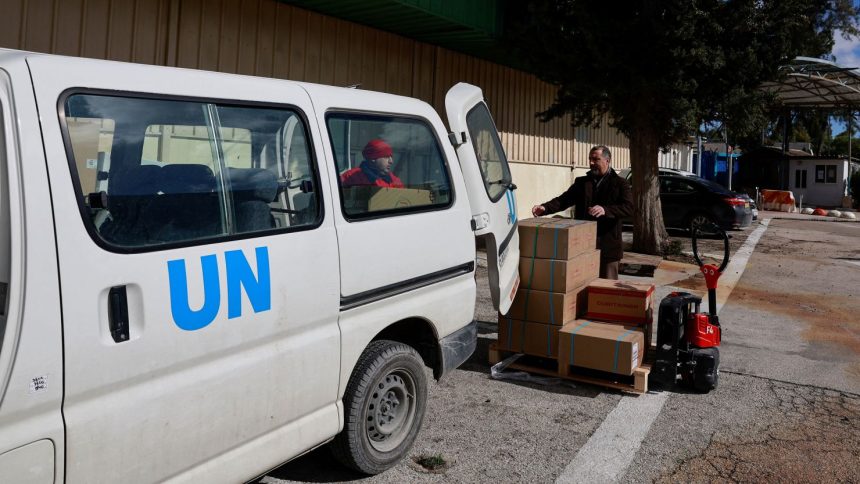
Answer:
[261,214,860,483]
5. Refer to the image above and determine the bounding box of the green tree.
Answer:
[824,111,860,156]
[751,110,833,154]
[509,0,859,254]
[830,130,860,157]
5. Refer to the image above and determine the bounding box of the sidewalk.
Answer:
[615,207,859,314]
[759,209,859,222]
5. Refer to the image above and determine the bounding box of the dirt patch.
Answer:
[728,284,860,356]
[669,272,706,292]
[665,279,860,359]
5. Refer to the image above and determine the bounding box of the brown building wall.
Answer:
[0,0,629,169]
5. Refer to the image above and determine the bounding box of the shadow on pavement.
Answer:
[456,328,617,399]
[260,445,367,483]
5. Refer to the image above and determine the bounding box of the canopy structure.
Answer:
[754,57,860,193]
[761,56,860,108]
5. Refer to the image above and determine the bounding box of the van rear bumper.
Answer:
[435,320,477,380]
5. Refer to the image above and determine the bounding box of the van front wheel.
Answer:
[331,340,428,474]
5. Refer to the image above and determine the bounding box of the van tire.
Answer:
[331,340,428,475]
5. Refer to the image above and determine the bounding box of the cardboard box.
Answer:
[496,317,559,359]
[342,186,432,213]
[519,249,600,293]
[505,285,588,325]
[518,218,597,260]
[558,319,645,375]
[369,187,432,211]
[585,279,655,325]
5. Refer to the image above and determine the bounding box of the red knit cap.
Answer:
[362,139,393,160]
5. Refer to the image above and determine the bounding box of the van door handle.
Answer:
[108,286,130,343]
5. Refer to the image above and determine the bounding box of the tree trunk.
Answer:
[630,126,668,255]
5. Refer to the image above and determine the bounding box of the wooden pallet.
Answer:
[558,356,650,394]
[488,344,560,377]
[489,343,651,394]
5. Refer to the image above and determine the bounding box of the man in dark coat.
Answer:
[531,145,633,279]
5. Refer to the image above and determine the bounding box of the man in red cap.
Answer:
[340,138,404,188]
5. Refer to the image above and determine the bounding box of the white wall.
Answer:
[509,162,579,220]
[791,160,849,207]
[658,144,694,171]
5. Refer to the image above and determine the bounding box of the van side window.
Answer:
[62,94,319,250]
[326,113,452,219]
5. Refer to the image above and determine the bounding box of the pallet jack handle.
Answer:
[691,225,730,319]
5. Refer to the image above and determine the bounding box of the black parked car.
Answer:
[620,168,753,232]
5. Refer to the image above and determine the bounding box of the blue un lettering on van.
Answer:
[505,190,517,225]
[167,247,271,331]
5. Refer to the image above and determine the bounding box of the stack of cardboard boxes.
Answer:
[497,218,599,360]
[558,279,654,377]
[496,217,656,380]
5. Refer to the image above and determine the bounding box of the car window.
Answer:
[696,178,731,194]
[62,93,320,250]
[326,113,452,219]
[660,177,697,194]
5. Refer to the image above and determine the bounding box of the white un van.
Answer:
[0,49,520,482]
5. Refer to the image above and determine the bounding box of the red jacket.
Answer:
[340,165,404,188]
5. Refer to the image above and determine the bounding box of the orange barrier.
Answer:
[760,189,796,212]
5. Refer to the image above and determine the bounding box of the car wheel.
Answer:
[687,212,718,236]
[331,340,428,475]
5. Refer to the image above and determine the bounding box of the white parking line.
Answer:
[712,219,770,313]
[555,219,771,484]
[556,392,669,484]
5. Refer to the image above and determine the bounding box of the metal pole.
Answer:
[782,109,790,190]
[696,130,703,176]
[726,124,732,190]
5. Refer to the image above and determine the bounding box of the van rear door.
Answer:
[445,83,519,314]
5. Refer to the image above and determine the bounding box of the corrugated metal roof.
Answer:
[762,57,860,108]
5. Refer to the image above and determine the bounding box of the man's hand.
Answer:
[588,205,606,217]
[532,205,546,217]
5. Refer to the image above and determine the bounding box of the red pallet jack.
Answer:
[652,225,729,393]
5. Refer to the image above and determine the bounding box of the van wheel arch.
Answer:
[372,318,442,380]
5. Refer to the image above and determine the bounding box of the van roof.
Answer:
[0,47,433,110]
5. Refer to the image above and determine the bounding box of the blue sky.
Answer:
[828,19,860,135]
[832,30,860,68]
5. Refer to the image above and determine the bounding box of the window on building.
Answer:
[62,93,319,250]
[326,113,452,219]
[815,164,837,184]
[795,169,807,188]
